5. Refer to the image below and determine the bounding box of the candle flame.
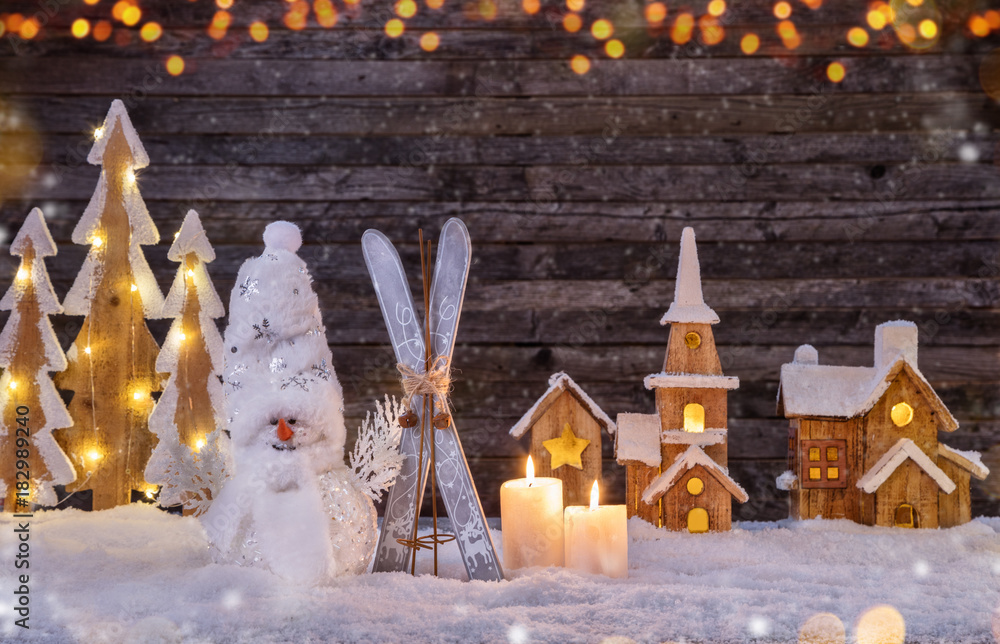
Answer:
[526,455,534,484]
[590,480,599,510]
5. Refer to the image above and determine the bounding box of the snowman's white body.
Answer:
[201,222,377,584]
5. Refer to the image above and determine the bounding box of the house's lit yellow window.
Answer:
[683,403,705,433]
[684,331,701,349]
[808,447,820,461]
[809,467,821,480]
[686,477,704,496]
[827,467,839,480]
[826,447,838,461]
[891,402,913,427]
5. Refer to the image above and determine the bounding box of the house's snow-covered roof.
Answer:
[938,444,989,480]
[857,438,955,494]
[779,350,958,431]
[614,413,661,467]
[642,445,749,505]
[644,372,739,391]
[509,372,616,439]
[660,227,720,326]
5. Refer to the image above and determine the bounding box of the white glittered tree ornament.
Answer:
[202,221,400,584]
[0,209,75,510]
[54,100,166,511]
[145,210,231,516]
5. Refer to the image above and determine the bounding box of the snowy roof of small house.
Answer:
[856,438,955,495]
[644,372,739,391]
[661,227,720,326]
[778,326,958,431]
[938,444,989,481]
[509,372,616,439]
[642,445,749,505]
[614,413,661,467]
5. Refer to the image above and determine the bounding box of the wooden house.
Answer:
[615,227,748,532]
[509,372,616,506]
[776,321,989,528]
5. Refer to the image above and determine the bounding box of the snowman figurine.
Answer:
[201,222,378,584]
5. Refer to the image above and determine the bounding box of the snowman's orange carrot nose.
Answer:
[277,418,294,441]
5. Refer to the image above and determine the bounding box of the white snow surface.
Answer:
[660,227,720,325]
[2,505,998,643]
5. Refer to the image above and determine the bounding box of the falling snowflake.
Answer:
[239,276,259,301]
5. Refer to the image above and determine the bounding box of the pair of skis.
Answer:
[362,218,504,582]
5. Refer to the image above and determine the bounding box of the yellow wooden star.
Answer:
[543,423,591,471]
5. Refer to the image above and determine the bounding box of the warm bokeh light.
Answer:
[671,12,694,44]
[112,1,128,21]
[645,2,667,25]
[84,346,92,355]
[122,5,141,26]
[426,0,444,8]
[827,61,845,83]
[773,1,791,19]
[72,18,91,38]
[87,449,102,461]
[522,0,540,14]
[570,54,590,75]
[777,19,800,49]
[212,10,232,29]
[478,0,497,20]
[133,390,145,401]
[217,0,233,7]
[140,22,162,42]
[801,0,822,8]
[986,10,1000,30]
[315,0,338,27]
[284,9,307,29]
[867,8,887,29]
[707,0,726,17]
[917,18,937,39]
[699,15,724,45]
[420,31,440,51]
[566,0,585,11]
[93,20,112,41]
[166,55,185,76]
[896,23,916,44]
[19,17,39,39]
[605,38,624,58]
[563,13,582,33]
[7,381,16,390]
[84,0,100,4]
[740,33,759,54]
[856,606,905,644]
[385,18,404,37]
[249,21,269,41]
[969,14,990,37]
[591,19,613,40]
[6,14,25,33]
[905,0,922,5]
[847,26,869,46]
[798,612,846,644]
[395,0,417,18]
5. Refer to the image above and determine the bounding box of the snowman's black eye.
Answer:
[288,419,297,425]
[270,419,278,425]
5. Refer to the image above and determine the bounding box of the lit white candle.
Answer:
[500,456,565,569]
[564,481,628,578]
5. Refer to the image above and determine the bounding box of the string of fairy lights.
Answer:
[0,0,998,83]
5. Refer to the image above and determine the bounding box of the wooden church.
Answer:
[509,372,616,506]
[777,321,989,528]
[615,227,748,532]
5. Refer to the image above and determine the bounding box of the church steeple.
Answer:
[661,227,719,327]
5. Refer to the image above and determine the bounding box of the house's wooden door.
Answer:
[894,503,918,528]
[687,507,709,533]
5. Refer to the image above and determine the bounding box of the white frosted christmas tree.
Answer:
[0,209,76,511]
[202,221,401,584]
[54,100,166,510]
[145,210,230,516]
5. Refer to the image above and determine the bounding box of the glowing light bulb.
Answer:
[125,169,136,184]
[187,269,195,278]
[92,237,103,248]
[130,283,138,292]
[94,127,104,140]
[178,332,186,341]
[589,480,599,510]
[133,391,144,401]
[195,437,206,450]
[8,381,16,390]
[88,449,102,461]
[145,488,156,499]
[84,346,91,355]
[16,268,28,281]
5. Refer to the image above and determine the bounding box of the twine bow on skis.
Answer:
[396,355,452,411]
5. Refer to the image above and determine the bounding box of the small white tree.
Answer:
[145,210,229,515]
[350,395,405,501]
[0,208,75,510]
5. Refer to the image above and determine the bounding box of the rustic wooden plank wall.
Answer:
[1,0,999,519]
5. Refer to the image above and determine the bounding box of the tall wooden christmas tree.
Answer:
[54,100,166,510]
[0,209,75,511]
[145,210,229,516]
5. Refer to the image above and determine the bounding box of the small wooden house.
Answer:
[509,372,616,506]
[776,321,989,528]
[615,227,748,532]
